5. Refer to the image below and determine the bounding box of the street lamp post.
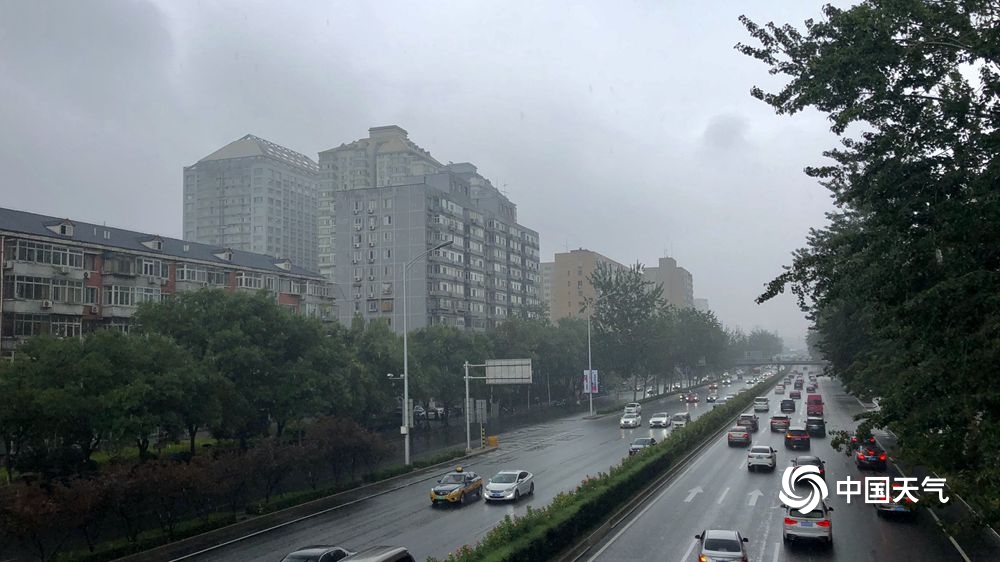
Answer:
[402,238,454,466]
[585,290,617,416]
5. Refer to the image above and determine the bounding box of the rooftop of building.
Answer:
[194,134,319,174]
[319,125,441,164]
[0,206,325,279]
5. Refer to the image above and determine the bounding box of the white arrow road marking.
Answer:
[748,489,764,506]
[685,486,703,503]
[717,486,730,504]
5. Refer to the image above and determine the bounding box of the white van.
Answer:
[753,396,770,412]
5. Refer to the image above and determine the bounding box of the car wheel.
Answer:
[529,483,534,495]
[782,533,789,543]
[514,490,520,502]
[460,492,467,505]
[748,465,754,472]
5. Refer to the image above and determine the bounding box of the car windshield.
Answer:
[672,414,688,421]
[750,446,771,454]
[653,413,669,418]
[633,438,653,445]
[491,473,517,484]
[790,507,825,519]
[788,430,808,436]
[704,538,742,552]
[440,474,465,484]
[281,556,319,562]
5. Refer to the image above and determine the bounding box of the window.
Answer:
[50,279,84,304]
[383,215,392,225]
[14,276,50,300]
[50,314,81,338]
[368,301,378,312]
[236,272,263,289]
[384,249,392,259]
[383,198,393,209]
[11,240,83,268]
[141,259,161,277]
[104,285,135,306]
[13,313,46,337]
[382,282,393,295]
[84,286,97,305]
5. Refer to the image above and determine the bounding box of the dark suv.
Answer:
[784,427,811,450]
[780,399,795,413]
[855,443,888,470]
[805,417,826,438]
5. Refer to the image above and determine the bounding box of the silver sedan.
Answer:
[483,470,534,502]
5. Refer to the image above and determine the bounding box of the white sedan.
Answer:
[484,470,534,502]
[620,413,642,428]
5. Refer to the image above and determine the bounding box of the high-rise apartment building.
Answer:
[549,249,626,322]
[644,256,694,309]
[183,134,319,271]
[540,262,554,319]
[333,164,540,332]
[316,126,442,280]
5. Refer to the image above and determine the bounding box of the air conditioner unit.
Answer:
[351,259,358,264]
[369,225,376,230]
[41,300,52,309]
[367,258,375,263]
[368,209,374,214]
[90,305,99,314]
[83,271,92,279]
[353,209,359,215]
[147,276,157,284]
[2,260,12,269]
[58,266,70,274]
[354,276,362,282]
[353,243,361,248]
[368,275,375,280]
[160,278,169,286]
[368,241,375,247]
[354,225,362,231]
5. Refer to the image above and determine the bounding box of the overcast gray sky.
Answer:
[0,0,846,349]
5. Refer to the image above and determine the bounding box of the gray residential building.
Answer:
[540,261,553,320]
[333,164,540,332]
[644,256,694,309]
[183,134,319,272]
[0,206,335,355]
[317,126,442,280]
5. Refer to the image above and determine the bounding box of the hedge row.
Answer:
[429,373,781,562]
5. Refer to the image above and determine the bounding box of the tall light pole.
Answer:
[585,290,617,416]
[402,238,454,466]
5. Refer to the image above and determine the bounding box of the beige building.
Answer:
[644,256,694,309]
[549,249,626,321]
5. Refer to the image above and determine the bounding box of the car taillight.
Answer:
[879,453,887,461]
[698,555,708,562]
[857,453,865,460]
[784,517,797,525]
[816,519,831,527]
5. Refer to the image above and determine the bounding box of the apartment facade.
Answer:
[0,207,335,355]
[183,134,319,272]
[317,126,442,280]
[333,166,540,332]
[644,256,694,309]
[549,249,626,321]
[540,261,554,319]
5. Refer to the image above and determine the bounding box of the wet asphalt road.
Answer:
[188,384,726,561]
[585,372,964,562]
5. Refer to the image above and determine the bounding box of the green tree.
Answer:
[739,0,1000,524]
[586,262,666,400]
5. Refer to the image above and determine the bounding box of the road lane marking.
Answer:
[716,486,729,504]
[685,486,703,502]
[772,541,780,562]
[677,539,696,562]
[748,489,763,506]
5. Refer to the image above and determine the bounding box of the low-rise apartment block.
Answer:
[0,207,335,354]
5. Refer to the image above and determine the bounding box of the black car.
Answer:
[628,437,656,456]
[855,444,888,470]
[791,455,826,479]
[281,546,355,562]
[805,417,826,437]
[780,399,795,413]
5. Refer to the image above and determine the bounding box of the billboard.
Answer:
[485,358,532,384]
[583,370,599,394]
